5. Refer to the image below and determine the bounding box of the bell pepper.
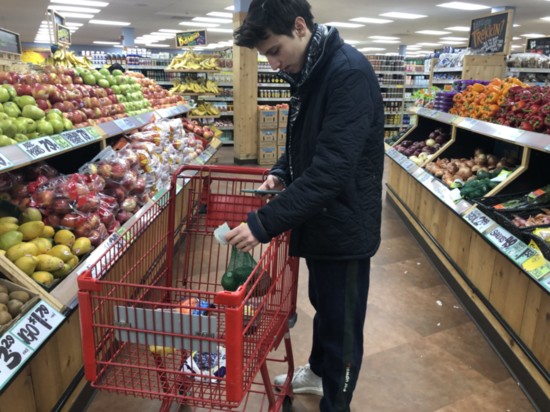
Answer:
[544,114,550,128]
[520,121,533,131]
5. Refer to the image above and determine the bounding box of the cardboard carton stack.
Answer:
[257,105,289,166]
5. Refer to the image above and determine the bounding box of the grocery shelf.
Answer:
[506,67,550,73]
[220,111,234,116]
[199,96,233,101]
[156,81,174,86]
[432,79,457,84]
[217,126,234,130]
[376,71,406,75]
[404,84,430,88]
[257,97,290,102]
[127,65,168,70]
[258,83,290,88]
[379,84,404,88]
[218,83,233,87]
[405,71,431,76]
[164,69,220,73]
[433,67,463,73]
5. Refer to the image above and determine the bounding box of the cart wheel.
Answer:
[282,395,292,412]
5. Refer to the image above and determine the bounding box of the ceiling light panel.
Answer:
[207,28,234,33]
[179,22,219,28]
[436,2,490,11]
[416,30,451,35]
[521,33,546,38]
[159,29,181,33]
[371,40,401,44]
[192,17,232,24]
[379,12,427,19]
[93,41,119,44]
[324,22,364,28]
[47,5,101,13]
[369,35,400,40]
[50,0,108,6]
[416,42,442,46]
[440,37,468,41]
[225,5,234,11]
[53,12,94,18]
[445,26,470,31]
[349,17,392,24]
[207,12,233,18]
[89,20,131,26]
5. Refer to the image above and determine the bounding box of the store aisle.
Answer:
[83,150,535,412]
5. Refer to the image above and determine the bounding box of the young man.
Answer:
[225,0,385,410]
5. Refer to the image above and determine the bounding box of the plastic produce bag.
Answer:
[220,246,271,296]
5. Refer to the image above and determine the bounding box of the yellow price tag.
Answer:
[521,254,545,272]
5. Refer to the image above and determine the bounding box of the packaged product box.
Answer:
[0,278,39,335]
[257,145,277,166]
[277,145,286,158]
[258,108,278,129]
[277,108,289,126]
[277,128,287,145]
[258,129,277,146]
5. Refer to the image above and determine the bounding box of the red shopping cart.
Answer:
[78,165,299,412]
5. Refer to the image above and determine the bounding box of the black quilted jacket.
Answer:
[247,27,384,260]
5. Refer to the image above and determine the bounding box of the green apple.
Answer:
[22,105,45,121]
[1,85,16,100]
[99,68,110,77]
[111,85,121,94]
[36,119,54,136]
[62,118,73,131]
[112,69,123,77]
[0,119,16,137]
[14,117,28,134]
[14,95,36,110]
[46,111,63,122]
[14,133,28,143]
[0,134,13,146]
[97,78,110,88]
[0,103,3,113]
[106,75,116,86]
[48,117,64,134]
[0,88,9,103]
[48,108,63,117]
[3,102,21,118]
[83,74,96,85]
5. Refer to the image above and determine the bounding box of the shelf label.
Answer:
[61,127,101,146]
[0,153,13,171]
[450,115,463,125]
[513,245,539,266]
[0,301,65,390]
[114,117,139,131]
[459,118,479,129]
[0,332,33,389]
[17,137,62,160]
[49,134,72,150]
[485,226,520,251]
[401,158,418,173]
[455,199,472,215]
[521,255,550,280]
[463,208,495,233]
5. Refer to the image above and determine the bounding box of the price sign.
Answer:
[10,301,65,351]
[459,118,479,129]
[114,117,139,132]
[525,260,550,281]
[463,208,495,233]
[0,152,13,171]
[450,115,463,125]
[455,200,472,215]
[485,226,520,251]
[61,128,100,147]
[49,135,71,150]
[513,245,539,266]
[402,158,418,173]
[0,332,33,389]
[385,147,399,160]
[18,137,61,160]
[0,300,65,389]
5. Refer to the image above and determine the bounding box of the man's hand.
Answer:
[257,175,285,199]
[225,223,259,252]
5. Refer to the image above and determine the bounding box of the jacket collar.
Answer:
[278,24,342,88]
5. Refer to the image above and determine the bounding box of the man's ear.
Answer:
[294,16,307,37]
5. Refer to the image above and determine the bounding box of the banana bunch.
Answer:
[166,51,220,71]
[46,49,94,69]
[170,79,220,95]
[190,103,221,117]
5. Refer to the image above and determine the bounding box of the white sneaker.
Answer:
[273,364,323,396]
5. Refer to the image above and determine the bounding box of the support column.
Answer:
[232,1,258,164]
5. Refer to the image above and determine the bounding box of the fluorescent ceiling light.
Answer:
[512,37,521,40]
[358,47,384,52]
[324,22,364,28]
[371,40,401,44]
[437,2,489,11]
[159,29,181,33]
[521,33,546,38]
[416,30,450,35]
[47,5,101,13]
[192,17,232,24]
[542,17,550,22]
[93,41,120,45]
[53,12,93,18]
[89,19,131,26]
[445,26,470,31]
[179,22,219,28]
[406,46,421,50]
[135,39,149,44]
[225,5,234,11]
[113,44,124,48]
[147,44,170,48]
[417,42,442,46]
[50,0,108,6]
[207,28,234,33]
[441,37,468,41]
[511,45,523,49]
[380,12,426,19]
[349,17,392,24]
[193,47,205,51]
[65,22,83,27]
[207,12,233,18]
[513,24,521,27]
[369,35,400,40]
[444,41,466,45]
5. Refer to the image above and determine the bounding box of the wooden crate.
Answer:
[462,54,506,81]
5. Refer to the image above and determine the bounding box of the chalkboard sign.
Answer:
[468,10,513,54]
[0,27,21,54]
[56,24,71,46]
[526,37,550,56]
[176,30,207,48]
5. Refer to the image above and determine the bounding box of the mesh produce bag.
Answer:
[221,246,270,296]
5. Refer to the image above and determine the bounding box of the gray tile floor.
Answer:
[83,149,535,411]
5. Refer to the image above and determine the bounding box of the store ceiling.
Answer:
[0,0,549,54]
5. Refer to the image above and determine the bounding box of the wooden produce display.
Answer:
[0,103,222,411]
[385,107,550,411]
[430,54,507,88]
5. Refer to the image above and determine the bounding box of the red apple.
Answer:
[0,72,14,84]
[36,99,51,111]
[14,83,32,96]
[47,73,60,84]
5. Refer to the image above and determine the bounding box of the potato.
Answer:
[0,285,8,294]
[0,303,7,312]
[0,311,12,326]
[0,292,9,305]
[9,291,30,304]
[7,300,23,317]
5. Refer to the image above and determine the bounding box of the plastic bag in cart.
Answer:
[221,246,271,296]
[183,346,227,383]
